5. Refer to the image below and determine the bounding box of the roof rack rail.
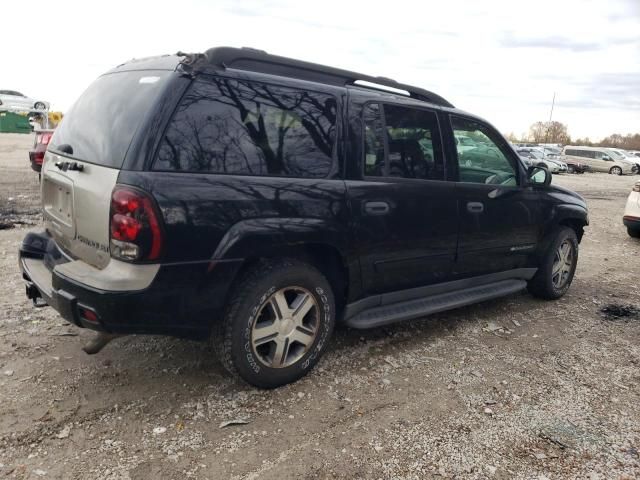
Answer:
[198,46,454,108]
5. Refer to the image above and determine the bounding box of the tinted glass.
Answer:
[363,103,385,176]
[384,105,444,180]
[364,104,444,180]
[154,77,336,177]
[50,71,170,168]
[565,149,578,156]
[451,116,517,185]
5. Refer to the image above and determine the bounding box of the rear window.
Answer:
[50,70,170,168]
[153,77,337,178]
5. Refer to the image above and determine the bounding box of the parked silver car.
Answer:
[0,90,49,111]
[562,146,636,175]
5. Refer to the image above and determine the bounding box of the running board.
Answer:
[344,279,527,329]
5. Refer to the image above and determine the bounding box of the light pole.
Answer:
[545,92,556,145]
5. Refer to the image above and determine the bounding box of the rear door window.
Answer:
[50,70,170,168]
[363,103,445,180]
[154,77,337,178]
[363,103,385,176]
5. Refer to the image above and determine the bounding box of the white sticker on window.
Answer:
[139,76,160,84]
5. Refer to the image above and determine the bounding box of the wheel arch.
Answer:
[553,204,588,243]
[212,218,353,313]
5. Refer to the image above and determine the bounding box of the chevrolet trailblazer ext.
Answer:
[19,47,588,388]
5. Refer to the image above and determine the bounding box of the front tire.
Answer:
[528,227,579,300]
[213,258,335,388]
[34,102,46,111]
[610,166,622,175]
[628,227,640,239]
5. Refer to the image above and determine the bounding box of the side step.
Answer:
[345,279,527,329]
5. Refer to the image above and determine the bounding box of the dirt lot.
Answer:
[0,132,639,479]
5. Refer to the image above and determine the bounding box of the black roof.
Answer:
[178,47,454,108]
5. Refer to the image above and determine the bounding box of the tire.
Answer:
[610,166,622,175]
[628,227,640,239]
[34,102,46,111]
[528,227,579,300]
[213,258,335,388]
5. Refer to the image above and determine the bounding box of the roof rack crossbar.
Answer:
[199,47,454,108]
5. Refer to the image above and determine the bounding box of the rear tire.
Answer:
[610,166,622,175]
[628,227,640,239]
[528,227,579,300]
[213,258,335,388]
[34,102,46,111]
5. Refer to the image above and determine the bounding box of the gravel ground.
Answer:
[0,132,639,479]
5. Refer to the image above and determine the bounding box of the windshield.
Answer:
[607,150,625,160]
[50,70,170,168]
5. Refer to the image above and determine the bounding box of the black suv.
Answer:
[19,47,588,388]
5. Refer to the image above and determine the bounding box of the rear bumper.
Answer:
[19,231,243,338]
[623,216,640,230]
[567,163,589,173]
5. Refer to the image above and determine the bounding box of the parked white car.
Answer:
[516,148,561,173]
[624,181,640,238]
[0,90,49,112]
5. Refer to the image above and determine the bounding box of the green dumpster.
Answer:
[0,111,32,134]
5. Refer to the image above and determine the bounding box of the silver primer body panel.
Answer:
[42,151,119,269]
[54,258,159,292]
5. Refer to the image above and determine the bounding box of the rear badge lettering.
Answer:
[77,235,109,253]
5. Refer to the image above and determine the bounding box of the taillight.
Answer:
[109,186,164,262]
[633,182,640,193]
[41,132,52,145]
[33,151,45,165]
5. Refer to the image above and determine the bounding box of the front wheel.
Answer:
[528,227,579,300]
[213,258,335,388]
[628,227,640,239]
[34,102,46,111]
[610,166,623,175]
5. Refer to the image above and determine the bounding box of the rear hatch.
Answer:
[43,69,171,269]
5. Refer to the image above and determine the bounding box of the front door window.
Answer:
[451,116,518,186]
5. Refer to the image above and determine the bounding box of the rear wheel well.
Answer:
[558,218,586,243]
[229,244,349,312]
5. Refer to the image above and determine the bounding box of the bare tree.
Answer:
[529,122,547,142]
[528,121,570,144]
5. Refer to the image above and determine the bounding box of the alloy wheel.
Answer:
[551,240,574,289]
[250,287,319,368]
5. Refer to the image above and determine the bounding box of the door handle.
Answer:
[467,201,484,213]
[363,201,390,216]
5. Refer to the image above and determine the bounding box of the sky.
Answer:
[2,0,638,141]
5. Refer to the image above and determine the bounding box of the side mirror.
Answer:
[527,165,551,186]
[602,155,611,161]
